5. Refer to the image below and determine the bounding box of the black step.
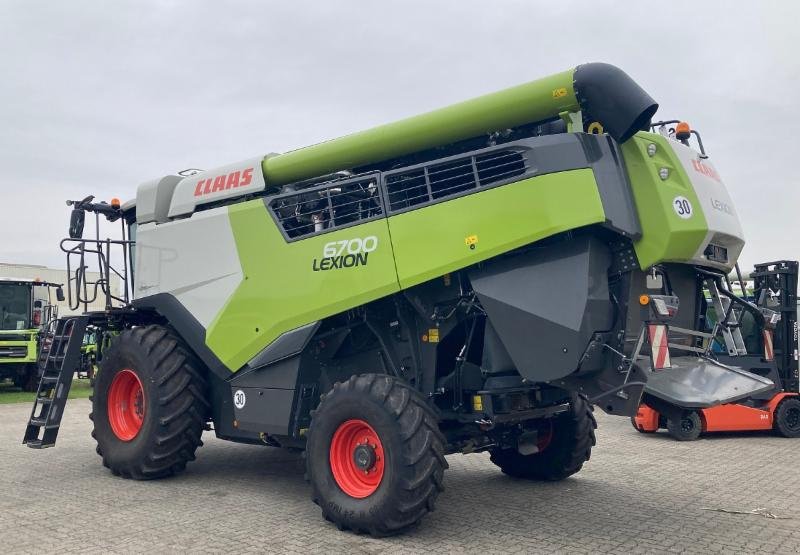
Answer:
[24,439,54,449]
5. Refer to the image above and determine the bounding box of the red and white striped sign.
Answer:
[763,329,774,361]
[648,324,671,369]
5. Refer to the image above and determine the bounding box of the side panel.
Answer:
[621,133,711,270]
[134,207,244,329]
[207,200,400,371]
[388,168,607,289]
[701,403,773,432]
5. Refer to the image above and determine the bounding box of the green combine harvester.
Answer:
[0,278,63,391]
[24,63,774,535]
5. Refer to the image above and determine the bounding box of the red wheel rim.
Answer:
[329,419,385,498]
[107,369,145,441]
[537,420,554,452]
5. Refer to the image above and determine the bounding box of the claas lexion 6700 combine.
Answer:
[23,63,790,535]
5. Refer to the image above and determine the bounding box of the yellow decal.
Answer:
[428,328,440,343]
[587,121,604,135]
[472,395,483,412]
[465,235,478,249]
[552,87,568,99]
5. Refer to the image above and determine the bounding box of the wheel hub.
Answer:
[353,443,377,471]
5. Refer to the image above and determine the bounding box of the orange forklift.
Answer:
[632,260,799,440]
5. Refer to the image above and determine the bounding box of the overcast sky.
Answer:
[1,1,798,272]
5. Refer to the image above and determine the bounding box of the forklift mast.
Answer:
[752,260,799,392]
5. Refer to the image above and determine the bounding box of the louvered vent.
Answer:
[386,149,526,211]
[270,176,382,239]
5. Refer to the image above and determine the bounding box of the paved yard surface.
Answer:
[1,399,798,554]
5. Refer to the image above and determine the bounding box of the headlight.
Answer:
[659,167,669,180]
[647,143,657,157]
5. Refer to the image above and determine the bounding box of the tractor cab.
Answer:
[0,278,64,391]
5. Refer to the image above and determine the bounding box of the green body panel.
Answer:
[389,169,606,289]
[262,70,578,186]
[621,132,708,269]
[0,330,37,364]
[207,169,606,371]
[207,202,401,371]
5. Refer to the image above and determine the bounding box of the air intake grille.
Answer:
[0,346,28,358]
[386,150,526,212]
[270,176,382,239]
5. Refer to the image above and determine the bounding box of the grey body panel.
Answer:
[232,356,300,389]
[135,175,182,225]
[246,321,320,370]
[643,357,775,408]
[232,387,295,436]
[470,236,613,382]
[229,357,303,437]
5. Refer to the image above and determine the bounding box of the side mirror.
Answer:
[56,287,65,302]
[69,209,85,239]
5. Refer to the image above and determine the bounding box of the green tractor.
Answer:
[0,278,63,391]
[77,327,98,385]
[24,63,774,535]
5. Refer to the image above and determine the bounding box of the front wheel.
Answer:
[774,397,800,438]
[490,394,597,481]
[91,325,209,479]
[666,410,702,441]
[305,374,447,536]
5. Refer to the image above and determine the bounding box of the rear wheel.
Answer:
[90,325,209,479]
[490,394,596,481]
[305,374,447,536]
[774,397,800,438]
[666,410,702,441]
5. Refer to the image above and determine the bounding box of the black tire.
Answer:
[90,325,209,480]
[666,410,702,441]
[774,397,800,438]
[489,394,597,481]
[14,364,39,392]
[305,374,448,536]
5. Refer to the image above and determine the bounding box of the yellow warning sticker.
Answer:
[552,87,568,99]
[428,328,440,343]
[472,395,483,412]
[465,235,478,247]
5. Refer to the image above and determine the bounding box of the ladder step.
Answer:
[24,439,54,449]
[36,397,53,405]
[40,376,59,385]
[29,417,48,427]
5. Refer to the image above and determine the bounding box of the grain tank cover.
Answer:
[168,156,267,218]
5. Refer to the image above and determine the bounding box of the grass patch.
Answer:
[0,376,93,405]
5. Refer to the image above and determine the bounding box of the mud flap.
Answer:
[642,357,775,408]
